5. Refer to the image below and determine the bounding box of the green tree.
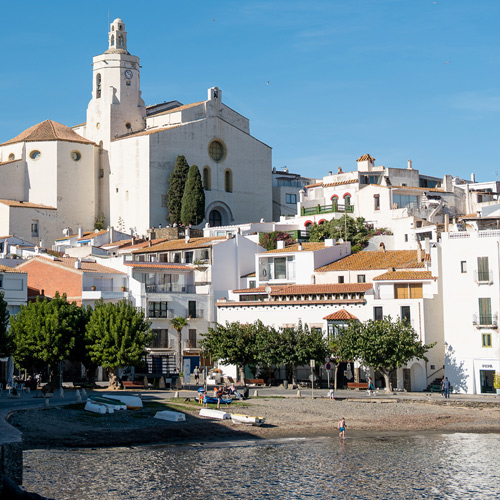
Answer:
[338,316,435,391]
[170,316,188,372]
[85,299,154,389]
[0,291,13,358]
[259,231,295,251]
[181,164,205,226]
[9,293,87,388]
[167,155,190,224]
[201,321,263,383]
[309,215,371,252]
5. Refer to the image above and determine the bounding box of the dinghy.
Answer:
[89,395,127,410]
[199,408,231,420]
[105,394,143,410]
[154,410,186,422]
[84,400,114,414]
[231,413,265,426]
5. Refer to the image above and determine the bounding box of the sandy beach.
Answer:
[6,392,500,450]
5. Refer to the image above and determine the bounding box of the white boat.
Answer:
[231,413,266,426]
[105,394,143,410]
[154,410,186,422]
[84,400,115,414]
[89,395,127,411]
[199,408,231,420]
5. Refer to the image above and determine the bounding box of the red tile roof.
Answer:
[232,283,372,295]
[124,262,192,270]
[17,256,125,275]
[133,237,225,254]
[323,309,358,320]
[263,242,330,254]
[373,271,435,281]
[0,199,56,210]
[316,250,424,272]
[357,154,375,162]
[77,229,108,241]
[0,120,95,146]
[0,264,26,274]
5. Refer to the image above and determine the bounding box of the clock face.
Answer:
[125,70,133,79]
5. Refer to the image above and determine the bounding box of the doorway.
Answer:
[480,370,495,393]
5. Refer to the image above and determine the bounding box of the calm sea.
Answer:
[23,433,500,499]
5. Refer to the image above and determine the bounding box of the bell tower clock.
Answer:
[85,18,146,146]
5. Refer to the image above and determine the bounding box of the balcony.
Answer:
[187,309,205,320]
[82,285,127,300]
[145,284,195,294]
[301,203,354,216]
[474,270,493,285]
[148,309,175,319]
[472,312,498,328]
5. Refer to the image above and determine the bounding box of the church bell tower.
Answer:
[85,18,146,146]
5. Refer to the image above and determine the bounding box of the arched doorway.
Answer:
[209,209,222,227]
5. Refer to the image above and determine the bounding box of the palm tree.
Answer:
[171,316,188,372]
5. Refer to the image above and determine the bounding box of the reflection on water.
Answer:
[23,433,500,499]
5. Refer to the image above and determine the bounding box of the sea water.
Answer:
[23,433,500,499]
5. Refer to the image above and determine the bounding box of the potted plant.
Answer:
[494,372,500,395]
[91,285,96,291]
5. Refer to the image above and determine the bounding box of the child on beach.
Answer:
[338,417,347,439]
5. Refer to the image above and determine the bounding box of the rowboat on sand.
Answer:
[104,394,143,410]
[154,410,186,422]
[89,395,127,410]
[231,413,265,426]
[199,408,231,420]
[84,400,114,414]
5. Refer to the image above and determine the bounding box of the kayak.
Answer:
[104,394,143,410]
[89,395,127,410]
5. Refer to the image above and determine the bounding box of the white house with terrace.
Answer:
[217,246,442,392]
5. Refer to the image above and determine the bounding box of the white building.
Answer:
[0,18,272,246]
[439,231,500,394]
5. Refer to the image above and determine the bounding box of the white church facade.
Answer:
[0,18,272,246]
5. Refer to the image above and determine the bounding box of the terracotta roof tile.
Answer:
[17,256,125,275]
[316,250,424,272]
[133,237,226,254]
[77,229,108,241]
[0,199,56,210]
[113,124,184,141]
[0,264,26,274]
[357,154,375,162]
[392,185,445,193]
[305,182,323,188]
[373,271,435,281]
[232,283,372,295]
[149,101,204,116]
[323,309,358,320]
[0,120,95,146]
[0,159,19,166]
[263,242,330,254]
[322,178,358,188]
[124,262,192,270]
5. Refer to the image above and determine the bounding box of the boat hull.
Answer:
[154,410,186,422]
[105,395,143,410]
[231,413,265,426]
[89,395,127,410]
[84,400,114,414]
[199,408,231,420]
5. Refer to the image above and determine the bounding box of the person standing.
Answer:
[338,417,347,439]
[368,376,374,396]
[443,377,451,399]
[193,366,200,385]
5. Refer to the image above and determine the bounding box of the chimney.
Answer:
[78,227,83,238]
[379,242,386,252]
[277,240,285,249]
[338,167,343,174]
[408,159,413,170]
[110,226,114,243]
[471,172,476,183]
[416,241,422,262]
[325,238,335,247]
[328,171,333,176]
[74,258,82,269]
[444,214,449,232]
[297,243,303,251]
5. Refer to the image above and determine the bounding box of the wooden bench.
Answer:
[347,382,369,390]
[122,380,145,389]
[246,378,265,387]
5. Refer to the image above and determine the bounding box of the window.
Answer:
[477,257,489,282]
[188,329,197,348]
[8,153,15,161]
[96,73,102,98]
[29,150,41,160]
[374,194,380,211]
[260,256,296,281]
[185,251,193,264]
[344,194,351,206]
[148,302,168,318]
[374,306,383,321]
[173,253,181,263]
[71,151,81,161]
[478,298,492,325]
[357,274,366,283]
[404,234,408,243]
[249,280,256,288]
[208,140,225,162]
[331,195,338,208]
[393,194,418,209]
[286,193,297,204]
[338,276,345,284]
[188,300,197,318]
[224,169,233,192]
[151,329,168,348]
[482,333,492,347]
[401,306,411,323]
[203,166,211,190]
[461,261,467,273]
[395,283,423,299]
[161,195,168,208]
[31,220,39,237]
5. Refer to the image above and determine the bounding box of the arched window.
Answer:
[331,195,338,208]
[118,35,124,47]
[209,209,222,227]
[96,73,102,99]
[304,220,313,228]
[224,169,233,193]
[8,153,15,161]
[111,34,114,46]
[203,166,211,190]
[318,219,326,225]
[343,193,351,206]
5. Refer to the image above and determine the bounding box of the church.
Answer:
[0,18,272,247]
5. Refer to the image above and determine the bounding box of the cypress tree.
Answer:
[167,155,190,224]
[181,164,206,226]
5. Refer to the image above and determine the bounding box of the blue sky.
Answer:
[1,0,499,182]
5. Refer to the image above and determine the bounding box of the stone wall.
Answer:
[0,418,23,487]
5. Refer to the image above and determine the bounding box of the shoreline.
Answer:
[7,395,500,451]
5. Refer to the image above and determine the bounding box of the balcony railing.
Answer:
[83,286,127,292]
[472,312,498,328]
[148,309,175,319]
[146,284,195,293]
[187,309,204,319]
[474,270,493,284]
[301,203,354,216]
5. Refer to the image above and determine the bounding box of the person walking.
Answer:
[193,366,200,385]
[367,376,374,396]
[443,377,451,399]
[338,417,347,439]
